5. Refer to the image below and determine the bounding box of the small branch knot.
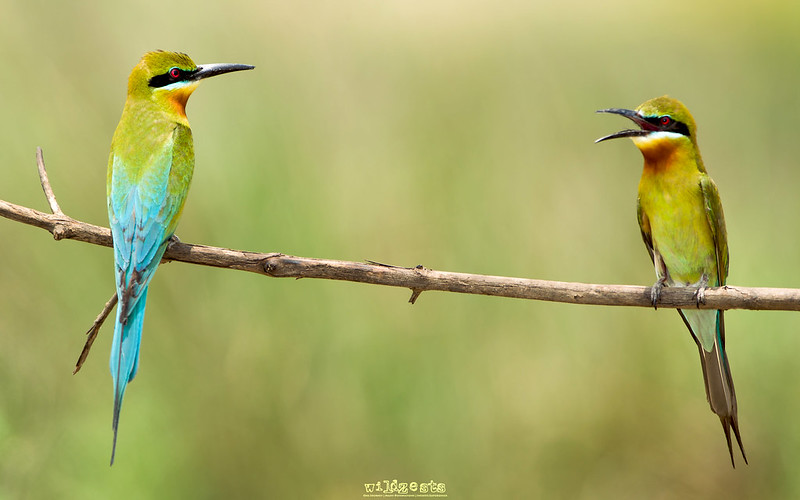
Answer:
[52,224,67,240]
[263,254,283,275]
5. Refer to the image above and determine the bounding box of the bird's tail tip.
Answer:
[110,387,123,466]
[110,425,119,466]
[721,416,747,468]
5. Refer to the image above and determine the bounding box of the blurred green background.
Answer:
[1,0,800,498]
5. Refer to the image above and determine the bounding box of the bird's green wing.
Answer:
[637,196,656,265]
[699,174,729,286]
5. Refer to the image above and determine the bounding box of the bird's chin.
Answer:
[630,130,686,146]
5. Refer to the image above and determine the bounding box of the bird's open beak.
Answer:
[191,63,255,81]
[595,108,656,143]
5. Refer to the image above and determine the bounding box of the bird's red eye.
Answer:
[660,116,671,125]
[169,67,181,79]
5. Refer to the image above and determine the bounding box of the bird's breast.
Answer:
[638,167,718,286]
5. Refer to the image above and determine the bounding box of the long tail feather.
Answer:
[109,286,149,465]
[680,309,746,466]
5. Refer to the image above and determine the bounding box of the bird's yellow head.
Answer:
[595,96,699,160]
[126,50,254,119]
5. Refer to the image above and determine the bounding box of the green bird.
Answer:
[107,51,253,464]
[596,96,746,467]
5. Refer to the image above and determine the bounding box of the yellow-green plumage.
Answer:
[106,51,252,464]
[597,96,745,467]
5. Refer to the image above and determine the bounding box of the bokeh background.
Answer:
[1,0,800,498]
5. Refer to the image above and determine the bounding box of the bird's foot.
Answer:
[693,274,709,307]
[167,234,181,251]
[650,277,667,309]
[693,287,707,307]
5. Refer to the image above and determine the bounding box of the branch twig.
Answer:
[36,147,63,216]
[1,149,799,326]
[74,293,118,374]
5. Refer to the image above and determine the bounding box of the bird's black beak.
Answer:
[595,108,656,143]
[191,63,255,81]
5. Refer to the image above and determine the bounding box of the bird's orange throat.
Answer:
[632,133,680,160]
[167,83,199,119]
[632,133,695,174]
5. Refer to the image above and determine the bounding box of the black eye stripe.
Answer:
[148,68,198,88]
[643,115,691,137]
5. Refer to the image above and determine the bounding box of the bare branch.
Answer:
[36,147,63,216]
[74,292,118,374]
[2,148,800,314]
[2,195,800,311]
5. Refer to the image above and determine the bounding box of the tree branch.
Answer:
[36,147,63,216]
[2,149,800,316]
[74,292,117,374]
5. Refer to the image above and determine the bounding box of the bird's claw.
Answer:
[167,234,182,251]
[693,287,707,307]
[693,274,709,307]
[650,278,667,309]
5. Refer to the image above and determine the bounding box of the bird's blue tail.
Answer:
[109,285,149,465]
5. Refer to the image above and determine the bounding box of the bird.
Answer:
[595,96,746,467]
[107,51,253,464]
